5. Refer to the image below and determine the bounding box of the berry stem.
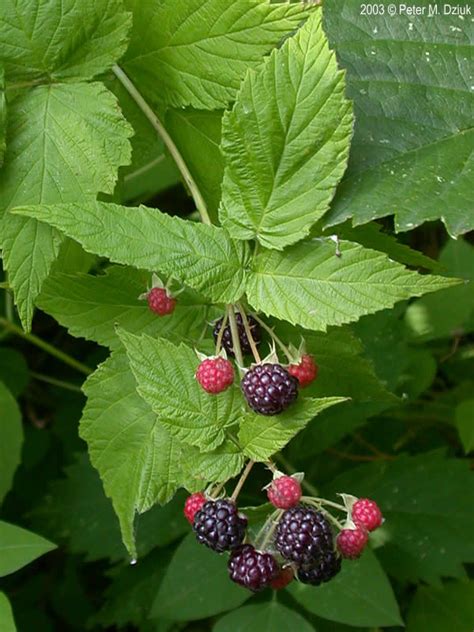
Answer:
[237,303,261,363]
[300,496,346,512]
[301,498,344,530]
[210,481,226,499]
[230,460,255,502]
[214,312,228,355]
[112,65,212,226]
[226,306,245,372]
[255,509,282,551]
[251,314,292,362]
[0,317,92,376]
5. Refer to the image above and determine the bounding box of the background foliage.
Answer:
[0,0,473,630]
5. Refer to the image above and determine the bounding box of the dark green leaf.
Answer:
[214,602,315,632]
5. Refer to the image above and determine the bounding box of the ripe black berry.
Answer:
[241,363,298,415]
[228,544,279,591]
[297,550,342,585]
[275,505,333,566]
[193,499,247,553]
[213,313,261,357]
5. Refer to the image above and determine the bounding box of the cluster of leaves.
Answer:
[0,1,473,631]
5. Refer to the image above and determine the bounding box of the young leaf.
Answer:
[150,533,249,621]
[118,331,242,451]
[180,441,245,490]
[323,452,474,583]
[214,602,314,632]
[0,521,56,577]
[455,400,474,454]
[37,266,210,350]
[0,382,23,505]
[247,239,460,331]
[122,0,309,109]
[239,397,346,461]
[81,351,183,557]
[407,581,474,632]
[0,0,131,82]
[14,201,250,304]
[0,84,133,329]
[323,3,474,238]
[220,11,352,250]
[0,592,15,632]
[289,548,402,627]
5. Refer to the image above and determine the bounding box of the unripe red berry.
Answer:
[147,287,176,316]
[196,357,234,394]
[352,498,383,532]
[270,566,294,590]
[337,526,368,559]
[267,475,302,509]
[184,492,206,524]
[288,354,318,388]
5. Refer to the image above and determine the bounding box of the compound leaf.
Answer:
[220,11,352,249]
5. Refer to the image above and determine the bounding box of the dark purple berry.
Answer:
[275,505,333,566]
[193,499,247,553]
[297,550,342,585]
[213,313,261,357]
[241,363,298,415]
[228,544,279,591]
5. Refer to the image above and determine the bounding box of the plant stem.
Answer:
[112,65,212,225]
[256,510,282,551]
[251,313,292,361]
[0,317,92,376]
[300,496,346,512]
[210,481,226,499]
[215,312,228,355]
[237,303,261,363]
[227,306,245,372]
[230,460,255,502]
[274,453,319,496]
[30,372,83,393]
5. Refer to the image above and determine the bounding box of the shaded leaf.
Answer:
[407,580,474,632]
[214,602,315,632]
[0,592,16,632]
[0,521,56,577]
[0,382,23,504]
[455,400,474,454]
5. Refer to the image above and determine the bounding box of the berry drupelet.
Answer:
[228,544,279,591]
[213,313,261,357]
[297,550,342,585]
[241,363,298,415]
[275,505,333,566]
[193,499,247,553]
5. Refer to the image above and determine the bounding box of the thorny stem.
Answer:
[112,65,212,225]
[237,303,261,363]
[230,460,255,502]
[0,317,92,376]
[274,453,319,496]
[227,306,245,373]
[214,312,228,355]
[251,313,292,362]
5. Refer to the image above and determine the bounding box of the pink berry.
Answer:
[196,357,234,394]
[270,566,294,590]
[184,492,206,524]
[337,526,368,559]
[147,287,176,316]
[288,354,319,388]
[267,475,302,509]
[352,498,383,532]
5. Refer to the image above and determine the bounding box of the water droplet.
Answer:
[130,558,137,566]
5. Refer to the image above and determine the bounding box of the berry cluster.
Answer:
[182,469,383,593]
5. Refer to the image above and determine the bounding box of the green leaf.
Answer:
[81,351,183,557]
[166,108,224,220]
[14,201,249,304]
[0,521,56,577]
[118,331,242,451]
[289,548,402,627]
[181,441,245,490]
[407,581,474,632]
[247,239,459,331]
[405,239,474,341]
[323,452,474,583]
[239,397,345,461]
[323,1,474,238]
[37,266,210,350]
[0,0,131,82]
[151,533,249,621]
[0,592,16,632]
[0,66,5,166]
[0,349,29,397]
[214,602,315,632]
[220,11,352,250]
[0,382,23,505]
[455,400,474,454]
[0,83,132,329]
[31,453,187,563]
[122,0,309,109]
